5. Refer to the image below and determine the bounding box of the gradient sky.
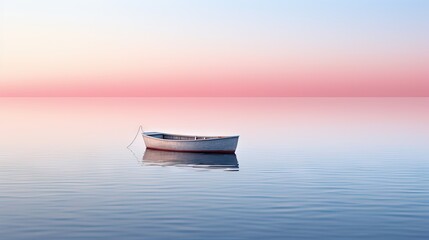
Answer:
[0,0,428,97]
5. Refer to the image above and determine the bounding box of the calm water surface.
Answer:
[0,98,428,240]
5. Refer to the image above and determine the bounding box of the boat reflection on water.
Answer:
[142,149,239,170]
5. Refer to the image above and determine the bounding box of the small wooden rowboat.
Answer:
[143,132,239,153]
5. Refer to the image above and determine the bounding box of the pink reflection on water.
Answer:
[0,98,428,152]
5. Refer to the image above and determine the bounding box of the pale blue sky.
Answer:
[1,0,428,96]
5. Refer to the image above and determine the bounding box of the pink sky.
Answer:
[1,0,428,97]
[1,65,428,97]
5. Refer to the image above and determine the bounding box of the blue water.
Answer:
[0,98,428,240]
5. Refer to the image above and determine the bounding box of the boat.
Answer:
[143,149,239,170]
[142,132,239,153]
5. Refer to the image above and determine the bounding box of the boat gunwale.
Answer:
[143,132,239,143]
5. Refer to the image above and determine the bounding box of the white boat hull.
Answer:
[143,132,239,153]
